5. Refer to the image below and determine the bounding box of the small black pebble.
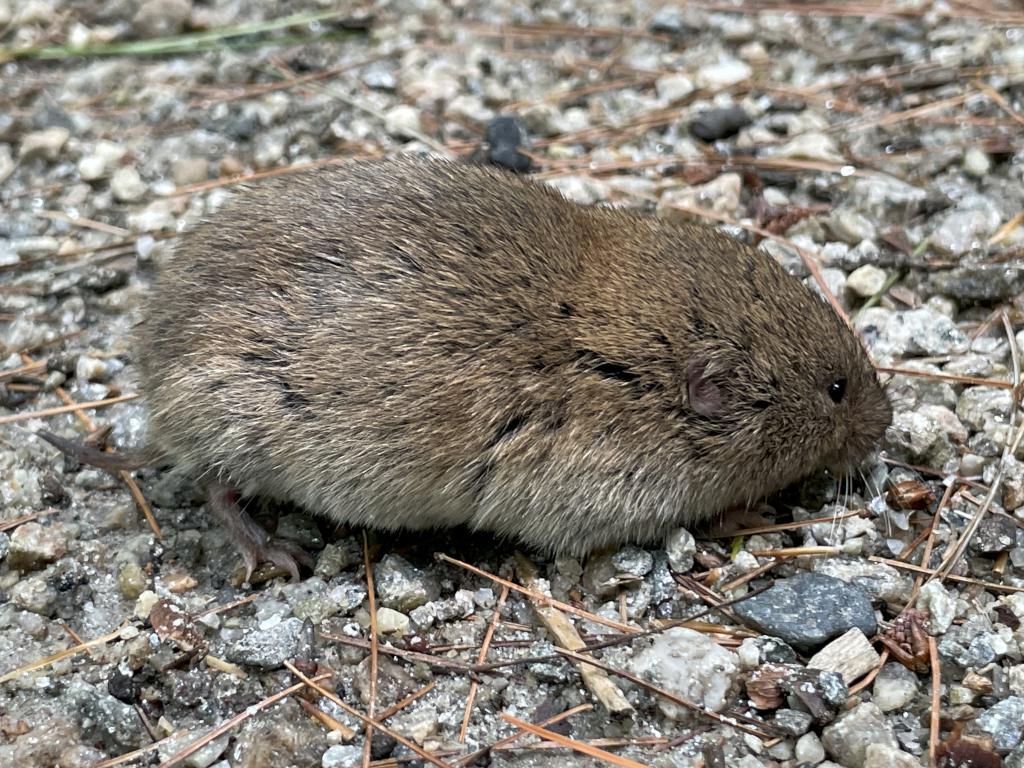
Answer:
[371,733,398,760]
[485,115,531,173]
[689,106,751,142]
[107,668,139,704]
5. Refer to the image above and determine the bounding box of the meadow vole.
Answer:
[49,156,892,578]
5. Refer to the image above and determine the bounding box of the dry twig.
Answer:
[514,553,634,715]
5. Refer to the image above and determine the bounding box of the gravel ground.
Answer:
[3,1,1024,767]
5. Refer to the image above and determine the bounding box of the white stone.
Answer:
[656,73,695,103]
[963,147,991,178]
[18,127,70,162]
[847,264,888,298]
[629,627,741,721]
[376,607,410,635]
[696,59,752,89]
[795,732,826,764]
[916,580,957,633]
[776,132,844,163]
[111,167,147,202]
[864,743,924,768]
[384,105,422,139]
[873,662,919,712]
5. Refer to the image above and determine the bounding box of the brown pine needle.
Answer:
[92,730,190,768]
[975,80,1024,128]
[928,636,941,766]
[284,661,457,768]
[499,714,652,768]
[554,648,774,740]
[58,622,90,656]
[869,556,1024,593]
[156,673,332,768]
[0,392,138,424]
[747,546,843,558]
[905,481,956,608]
[363,532,379,768]
[437,553,638,634]
[299,698,358,740]
[454,704,593,766]
[708,508,865,538]
[876,366,1014,389]
[989,211,1024,245]
[378,681,436,721]
[0,511,46,532]
[0,623,133,683]
[460,585,510,741]
[0,360,47,379]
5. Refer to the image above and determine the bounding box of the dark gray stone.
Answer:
[732,572,877,650]
[689,106,751,141]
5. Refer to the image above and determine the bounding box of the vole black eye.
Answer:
[828,377,847,404]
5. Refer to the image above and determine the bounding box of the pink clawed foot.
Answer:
[207,485,313,583]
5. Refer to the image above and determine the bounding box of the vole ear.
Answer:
[687,358,727,418]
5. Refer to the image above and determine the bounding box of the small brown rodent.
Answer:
[58,156,893,577]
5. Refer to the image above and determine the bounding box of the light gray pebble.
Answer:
[132,0,192,38]
[872,663,919,713]
[629,627,741,721]
[811,558,912,607]
[977,696,1024,752]
[10,574,58,616]
[77,140,126,181]
[13,236,59,256]
[7,522,68,571]
[931,197,1002,255]
[821,702,898,768]
[225,617,304,669]
[795,732,826,764]
[775,132,844,163]
[473,588,496,609]
[157,731,228,768]
[322,744,364,768]
[374,554,437,612]
[18,127,70,162]
[376,606,410,635]
[856,307,968,359]
[773,708,814,736]
[695,59,752,89]
[128,200,178,232]
[886,410,955,465]
[863,744,922,768]
[110,167,147,202]
[956,387,1013,431]
[384,105,422,139]
[314,538,362,578]
[829,208,876,244]
[612,546,654,577]
[171,157,209,187]
[656,73,695,102]
[963,146,992,177]
[916,580,957,633]
[846,264,887,298]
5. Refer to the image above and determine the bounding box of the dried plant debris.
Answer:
[3,0,1024,766]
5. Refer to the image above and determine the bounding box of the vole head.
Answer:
[566,216,892,507]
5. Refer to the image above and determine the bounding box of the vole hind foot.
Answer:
[207,486,313,583]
